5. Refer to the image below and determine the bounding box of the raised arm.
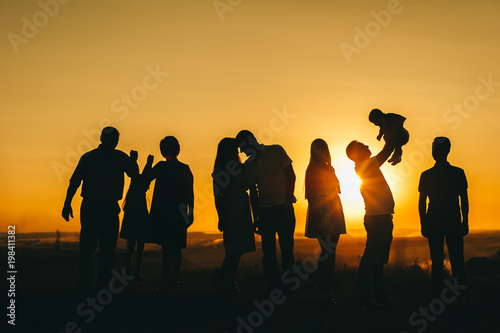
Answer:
[459,189,469,236]
[126,150,140,178]
[375,142,395,167]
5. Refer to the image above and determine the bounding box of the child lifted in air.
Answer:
[369,108,409,165]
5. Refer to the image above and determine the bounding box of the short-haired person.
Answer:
[235,130,296,295]
[62,127,139,293]
[418,137,469,297]
[148,136,194,292]
[346,140,396,308]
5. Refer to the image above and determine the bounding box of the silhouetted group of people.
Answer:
[62,108,469,310]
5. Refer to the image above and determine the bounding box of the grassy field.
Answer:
[2,235,500,333]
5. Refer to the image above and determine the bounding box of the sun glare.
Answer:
[333,157,365,221]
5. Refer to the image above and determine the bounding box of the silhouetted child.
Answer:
[120,154,154,281]
[148,136,194,293]
[369,108,409,165]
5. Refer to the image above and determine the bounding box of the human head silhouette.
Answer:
[432,137,451,162]
[235,130,260,157]
[346,140,371,163]
[310,138,331,166]
[100,127,120,150]
[369,108,384,126]
[214,138,239,171]
[160,136,180,158]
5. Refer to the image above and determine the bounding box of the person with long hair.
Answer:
[305,139,346,301]
[211,138,255,293]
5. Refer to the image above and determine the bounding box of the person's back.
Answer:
[74,146,133,202]
[420,163,466,226]
[243,144,291,207]
[62,126,138,293]
[147,135,194,292]
[418,137,468,296]
[150,159,193,219]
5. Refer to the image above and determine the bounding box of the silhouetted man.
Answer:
[235,130,296,295]
[62,127,138,293]
[346,140,395,308]
[419,137,468,296]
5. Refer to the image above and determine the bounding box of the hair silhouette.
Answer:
[160,136,180,158]
[214,138,239,172]
[309,138,332,167]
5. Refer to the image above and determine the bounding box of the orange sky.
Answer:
[1,0,499,233]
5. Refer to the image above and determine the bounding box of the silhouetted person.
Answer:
[62,127,139,293]
[235,130,296,296]
[419,137,469,297]
[148,136,194,292]
[305,139,346,302]
[346,140,395,308]
[120,154,154,281]
[369,108,409,165]
[211,138,256,294]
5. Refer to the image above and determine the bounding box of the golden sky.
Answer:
[1,0,499,233]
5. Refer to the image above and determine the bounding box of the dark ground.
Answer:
[2,245,500,333]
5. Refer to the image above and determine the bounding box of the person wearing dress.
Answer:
[120,154,154,281]
[148,136,194,292]
[211,138,256,293]
[305,139,346,301]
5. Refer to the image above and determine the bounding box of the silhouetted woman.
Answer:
[120,154,154,281]
[305,138,346,301]
[211,138,255,293]
[148,136,194,292]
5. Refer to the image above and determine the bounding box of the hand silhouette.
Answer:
[130,150,138,161]
[62,204,73,222]
[147,154,154,165]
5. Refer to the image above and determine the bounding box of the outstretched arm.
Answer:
[375,142,395,167]
[460,189,469,236]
